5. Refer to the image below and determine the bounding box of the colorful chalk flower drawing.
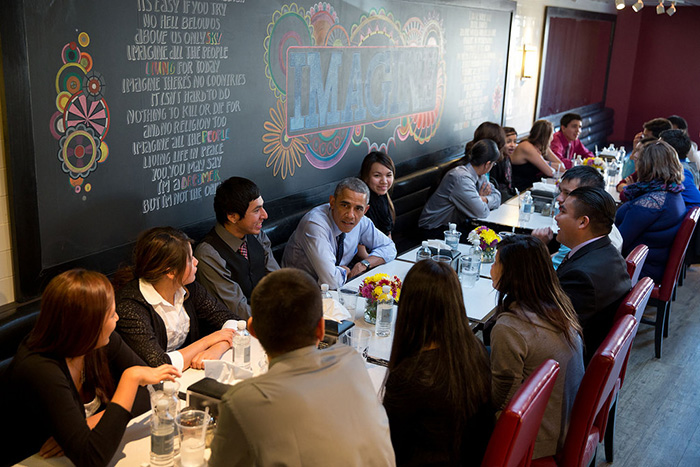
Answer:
[51,32,110,195]
[262,3,447,179]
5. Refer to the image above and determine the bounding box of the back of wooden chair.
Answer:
[482,360,560,467]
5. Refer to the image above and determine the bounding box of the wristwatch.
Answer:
[360,259,371,271]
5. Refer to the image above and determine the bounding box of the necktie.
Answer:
[335,233,346,266]
[239,241,248,260]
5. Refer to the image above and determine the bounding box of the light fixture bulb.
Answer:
[667,2,676,15]
[615,0,626,10]
[632,0,644,12]
[656,1,665,14]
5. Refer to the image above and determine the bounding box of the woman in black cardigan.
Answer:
[115,227,239,370]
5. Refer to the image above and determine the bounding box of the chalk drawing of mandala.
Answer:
[263,3,315,100]
[51,32,108,194]
[262,99,308,179]
[350,9,404,46]
[58,124,101,178]
[64,92,110,138]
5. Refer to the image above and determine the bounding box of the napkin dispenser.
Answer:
[321,319,354,346]
[186,377,231,418]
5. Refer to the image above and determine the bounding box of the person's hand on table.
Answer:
[348,262,366,279]
[39,437,64,459]
[191,341,230,369]
[532,227,554,244]
[206,328,235,348]
[125,364,182,386]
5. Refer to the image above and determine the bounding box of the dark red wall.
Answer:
[606,7,700,144]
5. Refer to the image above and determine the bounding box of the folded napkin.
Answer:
[426,239,451,251]
[532,181,558,194]
[204,360,254,385]
[323,297,352,322]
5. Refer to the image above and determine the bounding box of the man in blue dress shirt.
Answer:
[282,177,396,289]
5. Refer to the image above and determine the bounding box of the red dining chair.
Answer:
[602,277,654,462]
[531,315,639,467]
[641,207,700,358]
[625,244,649,286]
[481,360,560,467]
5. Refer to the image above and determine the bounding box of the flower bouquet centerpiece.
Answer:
[583,156,605,173]
[359,273,401,324]
[468,226,501,263]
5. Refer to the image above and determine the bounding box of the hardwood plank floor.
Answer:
[595,266,700,467]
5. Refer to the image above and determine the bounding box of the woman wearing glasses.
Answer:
[419,139,502,238]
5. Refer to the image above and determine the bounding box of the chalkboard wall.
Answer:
[1,0,513,300]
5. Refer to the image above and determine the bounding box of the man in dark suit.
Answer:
[555,186,631,363]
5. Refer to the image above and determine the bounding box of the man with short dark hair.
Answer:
[209,269,396,467]
[554,186,631,363]
[532,165,623,267]
[282,177,396,288]
[550,113,594,169]
[194,177,279,318]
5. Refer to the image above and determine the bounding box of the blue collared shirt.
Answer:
[282,204,397,288]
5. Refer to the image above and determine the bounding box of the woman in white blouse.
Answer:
[115,227,239,370]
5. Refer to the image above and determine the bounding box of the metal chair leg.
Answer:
[604,396,618,462]
[655,301,667,358]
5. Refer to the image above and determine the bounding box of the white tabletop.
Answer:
[397,244,494,278]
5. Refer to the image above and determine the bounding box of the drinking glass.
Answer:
[176,410,209,467]
[458,248,481,289]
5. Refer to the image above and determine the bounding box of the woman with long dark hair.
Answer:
[419,139,502,237]
[489,235,584,458]
[1,270,180,466]
[382,260,494,466]
[510,120,564,191]
[360,151,396,237]
[115,227,239,370]
[490,126,518,200]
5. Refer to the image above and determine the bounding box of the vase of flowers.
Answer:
[467,226,501,263]
[583,156,605,174]
[359,273,402,324]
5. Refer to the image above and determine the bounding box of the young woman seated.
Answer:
[115,227,239,371]
[510,120,564,191]
[382,259,494,466]
[1,270,180,466]
[418,139,502,238]
[490,126,518,200]
[489,235,584,459]
[360,151,396,237]
[615,140,686,283]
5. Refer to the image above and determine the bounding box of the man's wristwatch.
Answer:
[360,259,371,271]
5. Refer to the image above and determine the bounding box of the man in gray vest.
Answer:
[194,177,279,318]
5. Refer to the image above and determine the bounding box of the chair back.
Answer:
[657,207,700,301]
[482,360,560,467]
[613,276,653,387]
[625,244,649,286]
[557,315,639,467]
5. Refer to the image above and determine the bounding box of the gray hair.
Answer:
[334,177,370,204]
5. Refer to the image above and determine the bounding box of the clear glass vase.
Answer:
[364,300,377,324]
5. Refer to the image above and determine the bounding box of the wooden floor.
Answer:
[594,266,700,467]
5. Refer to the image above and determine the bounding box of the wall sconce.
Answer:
[615,0,625,10]
[667,1,676,15]
[520,45,537,80]
[656,0,665,14]
[632,0,644,12]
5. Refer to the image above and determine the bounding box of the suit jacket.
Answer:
[209,345,396,467]
[556,236,631,363]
